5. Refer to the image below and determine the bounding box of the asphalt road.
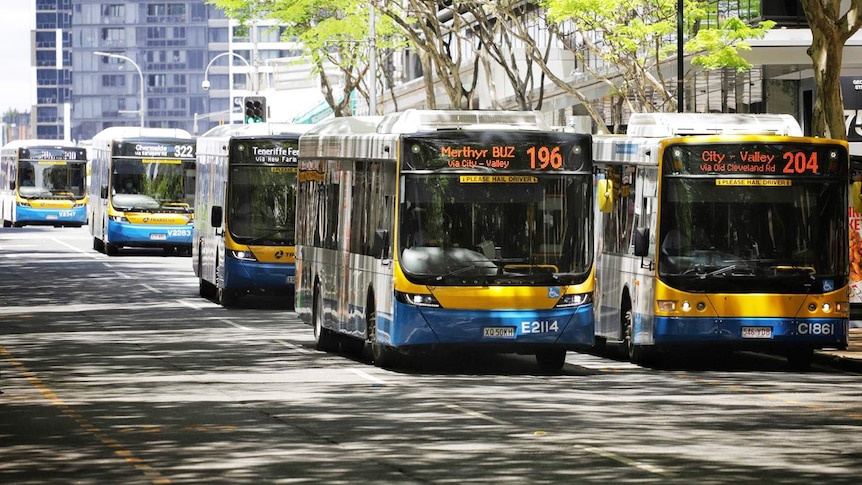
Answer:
[2,226,862,484]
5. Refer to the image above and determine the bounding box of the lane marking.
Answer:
[275,339,311,354]
[575,444,670,476]
[141,284,162,294]
[51,237,101,259]
[0,344,170,484]
[347,368,388,385]
[217,318,251,331]
[443,403,510,425]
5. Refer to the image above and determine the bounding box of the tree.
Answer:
[209,0,403,117]
[800,0,862,139]
[536,0,774,132]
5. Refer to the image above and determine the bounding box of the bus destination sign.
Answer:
[404,132,590,172]
[666,142,847,177]
[21,147,86,161]
[232,140,299,165]
[117,141,195,159]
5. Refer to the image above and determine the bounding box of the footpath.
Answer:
[814,327,862,372]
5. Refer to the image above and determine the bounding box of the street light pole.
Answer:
[202,52,253,124]
[677,0,684,113]
[94,51,144,128]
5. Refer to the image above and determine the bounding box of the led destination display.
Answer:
[403,131,591,172]
[664,142,848,177]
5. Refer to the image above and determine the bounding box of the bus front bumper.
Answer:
[222,257,295,295]
[380,302,595,349]
[15,205,86,225]
[644,315,849,349]
[107,221,193,247]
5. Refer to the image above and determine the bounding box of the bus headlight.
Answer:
[228,250,257,261]
[555,293,591,308]
[16,200,31,207]
[109,215,128,222]
[657,300,676,311]
[395,291,440,308]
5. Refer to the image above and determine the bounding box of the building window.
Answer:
[102,75,126,88]
[103,4,125,17]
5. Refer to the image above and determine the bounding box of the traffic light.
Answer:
[243,96,266,123]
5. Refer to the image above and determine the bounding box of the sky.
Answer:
[0,3,34,114]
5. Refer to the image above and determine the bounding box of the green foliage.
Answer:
[688,18,776,72]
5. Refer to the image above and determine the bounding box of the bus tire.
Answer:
[366,301,398,368]
[93,237,104,253]
[535,349,567,373]
[3,219,11,228]
[217,286,238,307]
[787,347,814,371]
[313,286,339,352]
[622,295,655,366]
[199,278,215,300]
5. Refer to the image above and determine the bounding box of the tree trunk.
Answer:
[808,29,846,139]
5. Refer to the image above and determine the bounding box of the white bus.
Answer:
[194,122,311,306]
[593,113,850,368]
[0,139,88,227]
[296,110,595,371]
[89,127,196,255]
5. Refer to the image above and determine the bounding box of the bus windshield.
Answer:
[399,173,592,285]
[112,159,194,213]
[18,160,86,199]
[227,165,297,244]
[658,177,847,293]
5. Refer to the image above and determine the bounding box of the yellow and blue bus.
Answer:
[0,140,88,227]
[593,113,850,368]
[194,123,311,306]
[89,127,196,256]
[296,110,595,371]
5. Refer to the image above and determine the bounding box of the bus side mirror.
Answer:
[100,185,108,199]
[853,181,862,213]
[373,229,389,259]
[633,227,650,257]
[10,181,15,190]
[597,179,613,213]
[211,206,223,228]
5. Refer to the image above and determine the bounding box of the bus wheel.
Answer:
[313,288,339,352]
[787,347,814,371]
[366,303,398,368]
[3,220,11,228]
[217,287,237,307]
[622,298,653,365]
[199,278,215,300]
[93,237,104,253]
[535,350,567,373]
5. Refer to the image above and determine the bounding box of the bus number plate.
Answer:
[150,233,167,240]
[483,327,515,338]
[741,326,772,339]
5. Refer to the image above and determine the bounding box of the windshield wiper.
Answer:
[700,264,755,279]
[435,264,480,282]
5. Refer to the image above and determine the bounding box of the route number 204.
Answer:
[782,151,818,174]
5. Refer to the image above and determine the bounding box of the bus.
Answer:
[194,122,311,306]
[593,112,851,368]
[89,127,196,256]
[296,110,595,371]
[0,139,88,227]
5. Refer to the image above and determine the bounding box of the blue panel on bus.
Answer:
[107,221,193,245]
[223,257,295,293]
[16,206,86,225]
[387,302,594,347]
[653,316,848,347]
